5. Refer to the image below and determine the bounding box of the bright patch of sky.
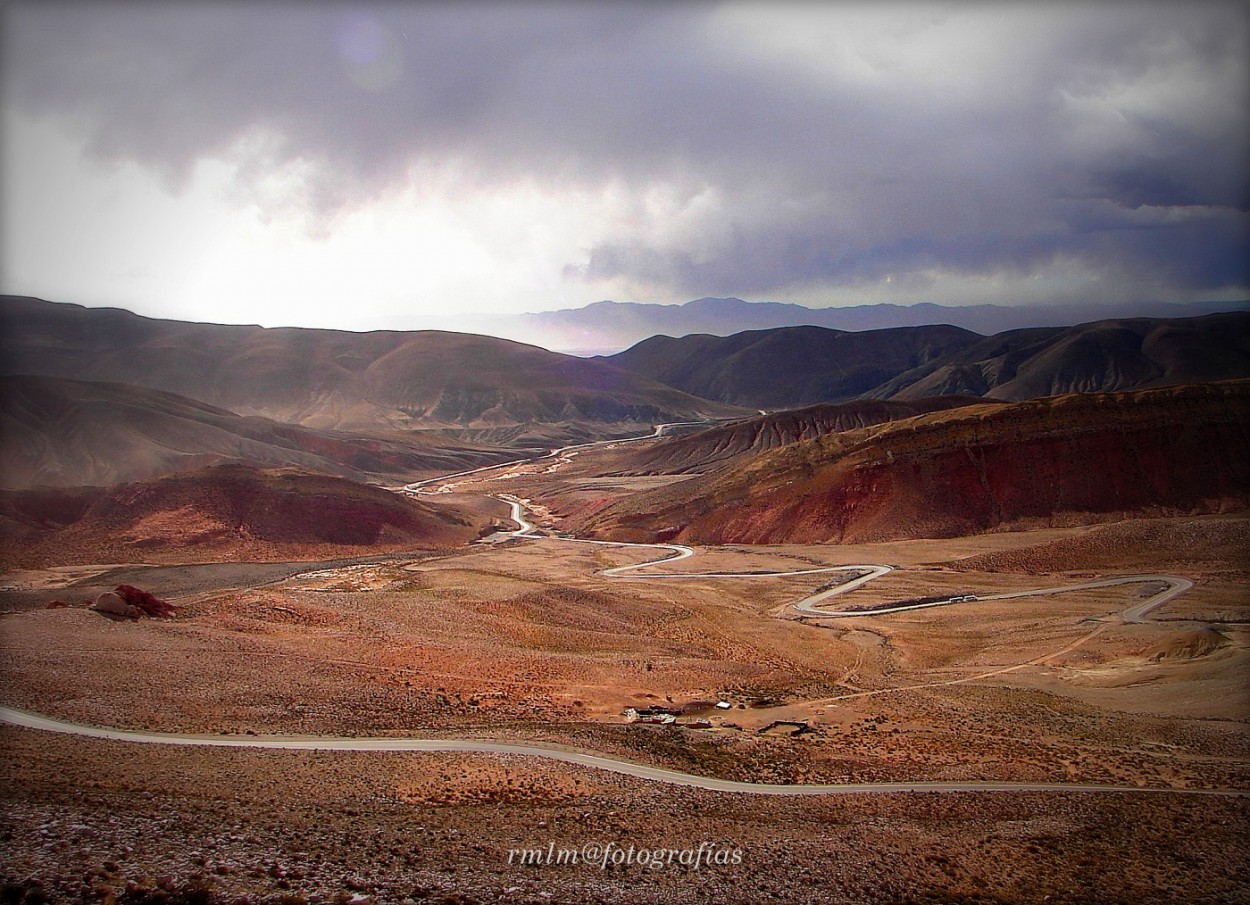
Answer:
[2,2,1246,329]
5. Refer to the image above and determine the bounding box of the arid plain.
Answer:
[3,423,1248,904]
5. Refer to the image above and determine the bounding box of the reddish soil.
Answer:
[949,516,1250,574]
[0,464,488,568]
[574,381,1250,544]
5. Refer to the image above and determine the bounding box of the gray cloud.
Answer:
[3,0,1247,301]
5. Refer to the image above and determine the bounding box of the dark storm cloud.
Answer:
[4,1,1248,298]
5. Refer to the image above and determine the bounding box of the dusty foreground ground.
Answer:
[3,727,1248,905]
[2,509,1248,903]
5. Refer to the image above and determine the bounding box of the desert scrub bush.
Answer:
[1,880,50,905]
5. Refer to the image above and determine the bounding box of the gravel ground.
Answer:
[3,727,1249,905]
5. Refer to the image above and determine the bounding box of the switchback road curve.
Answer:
[491,495,1191,626]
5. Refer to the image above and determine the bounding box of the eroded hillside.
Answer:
[571,381,1250,544]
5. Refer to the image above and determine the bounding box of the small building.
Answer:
[623,706,679,724]
[636,713,677,725]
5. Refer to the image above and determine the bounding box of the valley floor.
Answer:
[2,508,1248,902]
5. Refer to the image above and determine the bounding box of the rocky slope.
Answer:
[572,381,1250,544]
[609,396,987,474]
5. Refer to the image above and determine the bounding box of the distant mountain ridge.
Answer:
[605,312,1250,409]
[484,296,1247,354]
[0,296,743,432]
[605,324,978,409]
[5,296,1246,452]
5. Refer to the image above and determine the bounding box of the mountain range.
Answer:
[0,296,741,432]
[4,295,1250,497]
[605,312,1250,409]
[474,296,1247,354]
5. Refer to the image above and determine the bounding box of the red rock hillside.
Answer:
[575,381,1250,544]
[0,464,488,568]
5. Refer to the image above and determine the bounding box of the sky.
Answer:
[2,1,1248,330]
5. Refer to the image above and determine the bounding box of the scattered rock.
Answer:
[90,592,140,619]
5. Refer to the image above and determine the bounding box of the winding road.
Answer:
[3,421,1234,798]
[401,421,709,495]
[0,706,1240,797]
[491,494,1190,625]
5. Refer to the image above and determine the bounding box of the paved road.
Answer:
[497,496,908,597]
[802,574,1194,621]
[402,421,714,495]
[1,706,1240,797]
[493,496,1192,628]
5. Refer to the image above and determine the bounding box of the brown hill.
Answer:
[1145,627,1231,663]
[0,296,743,430]
[0,464,486,568]
[573,381,1250,545]
[0,374,510,490]
[876,313,1250,401]
[604,323,978,408]
[604,313,1250,409]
